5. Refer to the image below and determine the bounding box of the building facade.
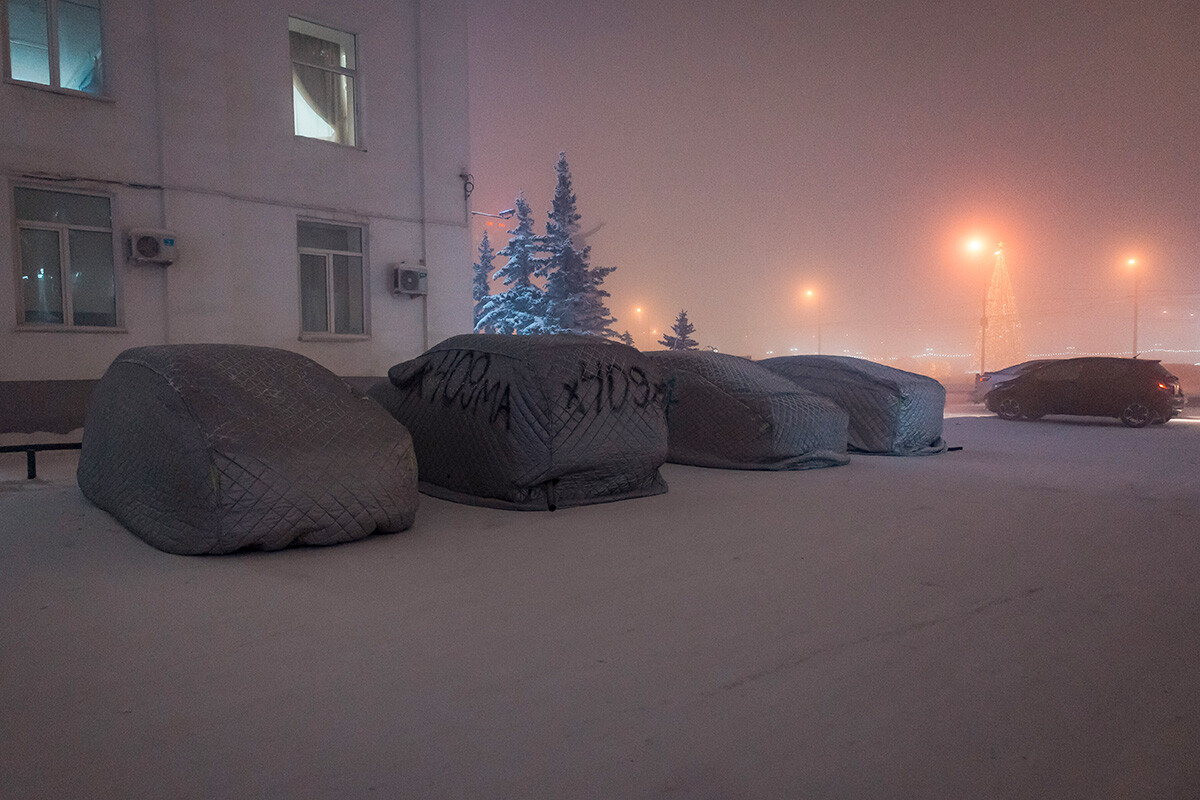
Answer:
[2,0,471,432]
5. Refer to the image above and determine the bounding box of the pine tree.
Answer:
[617,330,636,347]
[472,232,496,333]
[659,309,699,350]
[477,194,548,335]
[539,153,617,337]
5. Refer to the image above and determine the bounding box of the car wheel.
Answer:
[1119,402,1153,428]
[996,396,1022,421]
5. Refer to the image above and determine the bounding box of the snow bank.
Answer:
[4,413,1199,798]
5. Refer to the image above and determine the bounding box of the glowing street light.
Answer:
[632,305,646,346]
[804,288,822,355]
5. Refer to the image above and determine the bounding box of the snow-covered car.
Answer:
[644,350,850,470]
[983,357,1185,427]
[972,359,1057,402]
[760,354,947,455]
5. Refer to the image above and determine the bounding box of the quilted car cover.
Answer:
[368,333,669,510]
[77,344,418,555]
[644,350,850,470]
[760,355,947,455]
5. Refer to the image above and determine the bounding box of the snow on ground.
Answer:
[2,407,1199,799]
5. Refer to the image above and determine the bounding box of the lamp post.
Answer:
[979,282,988,374]
[1127,258,1139,357]
[966,238,990,374]
[805,288,822,354]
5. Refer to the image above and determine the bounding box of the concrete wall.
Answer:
[1,0,471,403]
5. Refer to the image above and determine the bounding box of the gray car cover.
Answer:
[760,355,947,455]
[369,334,669,510]
[644,350,850,470]
[77,344,419,555]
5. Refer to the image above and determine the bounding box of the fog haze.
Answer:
[468,0,1200,370]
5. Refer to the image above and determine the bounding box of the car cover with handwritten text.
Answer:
[369,334,670,510]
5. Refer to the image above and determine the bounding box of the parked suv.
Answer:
[984,357,1185,427]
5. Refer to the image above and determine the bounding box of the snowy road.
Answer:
[2,413,1199,799]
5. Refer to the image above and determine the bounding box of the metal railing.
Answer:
[0,443,83,480]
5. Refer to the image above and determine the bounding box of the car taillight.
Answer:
[1158,382,1170,391]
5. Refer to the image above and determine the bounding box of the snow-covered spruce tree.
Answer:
[477,194,547,335]
[472,231,496,333]
[538,153,617,337]
[658,309,699,350]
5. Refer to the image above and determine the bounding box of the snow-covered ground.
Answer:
[2,406,1199,799]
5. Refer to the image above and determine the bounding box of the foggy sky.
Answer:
[467,0,1200,365]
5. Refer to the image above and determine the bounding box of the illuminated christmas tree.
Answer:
[981,242,1024,371]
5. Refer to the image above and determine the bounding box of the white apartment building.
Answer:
[1,0,471,433]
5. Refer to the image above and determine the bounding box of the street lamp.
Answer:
[1127,258,1139,357]
[965,238,992,374]
[805,288,822,355]
[470,208,516,219]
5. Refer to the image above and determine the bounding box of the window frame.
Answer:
[3,0,109,99]
[296,218,369,341]
[287,15,361,149]
[11,182,124,332]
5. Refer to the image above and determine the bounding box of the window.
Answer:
[289,17,356,146]
[14,187,117,327]
[298,220,364,336]
[1034,361,1083,382]
[6,0,104,95]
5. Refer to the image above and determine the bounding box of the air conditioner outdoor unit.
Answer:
[129,229,178,264]
[392,266,428,296]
